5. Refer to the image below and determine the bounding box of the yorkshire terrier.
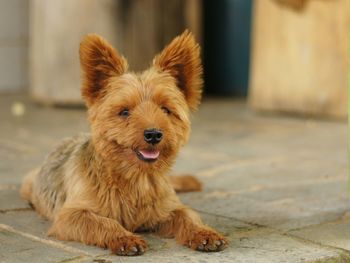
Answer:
[20,30,227,256]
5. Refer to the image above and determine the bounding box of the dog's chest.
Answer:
[95,183,176,231]
[119,196,163,231]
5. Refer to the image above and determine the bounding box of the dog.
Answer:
[20,30,227,256]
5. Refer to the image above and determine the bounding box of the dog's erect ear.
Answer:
[80,34,128,106]
[153,30,203,111]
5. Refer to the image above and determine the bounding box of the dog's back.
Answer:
[20,134,89,220]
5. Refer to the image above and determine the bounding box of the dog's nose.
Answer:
[144,129,163,145]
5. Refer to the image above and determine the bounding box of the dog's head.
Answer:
[79,31,202,174]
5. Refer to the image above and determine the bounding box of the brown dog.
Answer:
[20,30,227,256]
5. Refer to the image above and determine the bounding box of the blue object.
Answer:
[203,0,253,96]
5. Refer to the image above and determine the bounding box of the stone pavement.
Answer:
[0,93,349,263]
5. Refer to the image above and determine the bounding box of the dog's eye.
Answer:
[119,109,130,117]
[161,106,171,115]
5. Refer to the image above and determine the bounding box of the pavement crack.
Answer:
[194,209,268,228]
[0,207,33,213]
[283,231,350,255]
[0,223,92,256]
[57,256,88,263]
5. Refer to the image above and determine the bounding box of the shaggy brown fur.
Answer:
[20,30,227,256]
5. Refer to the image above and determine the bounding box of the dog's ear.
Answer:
[153,30,203,111]
[80,34,128,106]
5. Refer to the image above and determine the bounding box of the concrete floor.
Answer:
[0,94,349,263]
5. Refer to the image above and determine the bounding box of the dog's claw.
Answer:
[111,235,147,256]
[215,240,222,246]
[188,230,228,252]
[208,244,217,251]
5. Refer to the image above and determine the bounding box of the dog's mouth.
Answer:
[135,149,160,163]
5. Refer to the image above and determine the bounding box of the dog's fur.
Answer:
[20,30,227,256]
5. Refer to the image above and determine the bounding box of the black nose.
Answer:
[144,129,163,145]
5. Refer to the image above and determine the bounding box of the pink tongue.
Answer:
[139,150,160,159]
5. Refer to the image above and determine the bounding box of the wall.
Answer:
[0,0,29,92]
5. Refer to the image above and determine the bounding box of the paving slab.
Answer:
[0,95,88,185]
[194,151,347,191]
[0,209,249,258]
[0,187,30,211]
[172,146,233,175]
[289,214,350,251]
[0,210,163,257]
[180,179,350,231]
[0,229,81,263]
[88,233,349,263]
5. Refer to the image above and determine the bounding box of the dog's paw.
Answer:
[187,229,227,252]
[109,235,147,256]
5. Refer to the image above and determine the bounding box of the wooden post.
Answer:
[29,0,122,105]
[29,0,201,105]
[249,0,349,119]
[348,12,350,191]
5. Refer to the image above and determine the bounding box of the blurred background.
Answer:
[0,0,348,118]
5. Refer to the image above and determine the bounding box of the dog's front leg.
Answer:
[48,207,147,256]
[157,207,227,252]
